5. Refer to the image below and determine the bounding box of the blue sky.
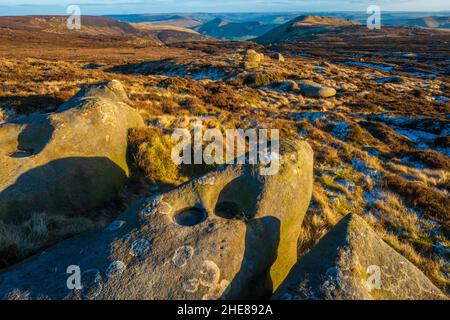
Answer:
[0,0,449,15]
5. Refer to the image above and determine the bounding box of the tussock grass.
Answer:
[0,212,110,269]
[128,127,179,184]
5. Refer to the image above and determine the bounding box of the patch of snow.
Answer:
[366,114,448,136]
[191,68,229,81]
[351,158,368,174]
[364,188,383,207]
[400,156,426,169]
[436,147,450,158]
[363,147,381,156]
[435,241,450,255]
[403,71,437,78]
[313,68,326,74]
[394,128,437,143]
[328,121,352,139]
[434,96,449,103]
[345,61,394,72]
[298,129,310,136]
[293,111,334,123]
[373,76,402,83]
[394,128,450,156]
[351,158,383,179]
[334,178,355,192]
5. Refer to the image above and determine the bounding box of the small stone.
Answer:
[105,261,126,278]
[298,80,336,98]
[271,52,285,62]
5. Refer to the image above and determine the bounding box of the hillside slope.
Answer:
[389,16,450,29]
[131,23,210,43]
[197,18,276,40]
[138,15,203,28]
[0,16,209,46]
[256,15,361,43]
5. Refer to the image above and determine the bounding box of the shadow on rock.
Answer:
[223,216,280,299]
[0,157,126,223]
[9,114,54,158]
[106,58,184,76]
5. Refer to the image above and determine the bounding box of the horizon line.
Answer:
[0,10,449,17]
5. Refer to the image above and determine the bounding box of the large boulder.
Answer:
[242,49,265,70]
[0,80,144,222]
[273,214,448,300]
[0,139,313,300]
[298,80,336,98]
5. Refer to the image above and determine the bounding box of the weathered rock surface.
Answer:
[0,138,313,300]
[273,214,448,300]
[298,80,336,98]
[0,80,144,222]
[270,80,299,92]
[271,53,285,62]
[242,49,265,70]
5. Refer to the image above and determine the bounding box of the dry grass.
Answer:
[128,127,180,184]
[0,212,111,269]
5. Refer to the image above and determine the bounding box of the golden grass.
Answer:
[128,127,180,184]
[0,212,110,268]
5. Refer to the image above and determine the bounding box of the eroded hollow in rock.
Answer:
[215,201,247,220]
[173,207,207,226]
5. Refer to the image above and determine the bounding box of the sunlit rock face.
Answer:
[273,214,448,300]
[0,80,144,222]
[0,137,313,300]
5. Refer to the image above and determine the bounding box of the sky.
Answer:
[0,0,449,15]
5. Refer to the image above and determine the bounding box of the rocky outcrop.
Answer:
[242,49,265,70]
[0,80,144,222]
[271,53,285,62]
[298,80,336,98]
[0,138,313,300]
[273,214,448,300]
[256,15,361,44]
[270,80,299,92]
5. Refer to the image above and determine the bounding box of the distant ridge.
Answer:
[0,15,209,45]
[388,16,450,29]
[134,16,203,29]
[131,23,209,44]
[256,15,360,43]
[196,17,277,41]
[289,15,360,27]
[0,15,140,36]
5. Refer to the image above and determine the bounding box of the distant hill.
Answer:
[196,18,277,41]
[289,15,360,27]
[387,16,450,29]
[139,16,203,29]
[0,15,140,37]
[131,23,209,44]
[256,15,361,44]
[105,13,299,25]
[117,14,203,29]
[0,16,209,46]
